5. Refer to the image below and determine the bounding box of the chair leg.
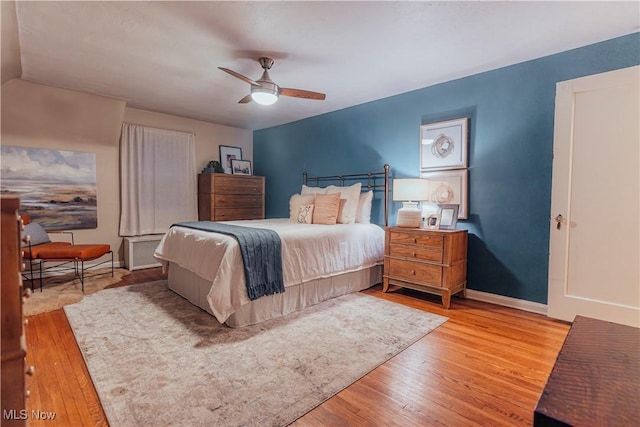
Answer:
[80,258,85,293]
[38,260,43,292]
[28,257,35,292]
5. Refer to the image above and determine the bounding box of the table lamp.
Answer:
[392,178,430,228]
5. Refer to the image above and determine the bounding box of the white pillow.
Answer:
[325,183,361,224]
[289,194,316,221]
[301,185,328,195]
[356,191,373,224]
[295,205,314,224]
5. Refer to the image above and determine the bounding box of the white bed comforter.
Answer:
[154,219,385,322]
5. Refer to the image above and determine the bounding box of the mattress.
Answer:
[168,262,382,327]
[154,218,385,324]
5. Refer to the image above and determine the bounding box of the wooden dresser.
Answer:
[383,227,468,308]
[198,173,265,221]
[1,196,32,426]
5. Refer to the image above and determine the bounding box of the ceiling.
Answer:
[2,1,638,131]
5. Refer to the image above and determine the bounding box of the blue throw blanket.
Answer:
[172,221,284,301]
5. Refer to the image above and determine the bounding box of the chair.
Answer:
[21,215,113,292]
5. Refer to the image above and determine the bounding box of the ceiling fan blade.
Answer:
[218,67,262,87]
[238,94,253,104]
[280,88,326,100]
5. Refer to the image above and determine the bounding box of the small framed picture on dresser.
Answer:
[231,159,252,176]
[219,145,242,174]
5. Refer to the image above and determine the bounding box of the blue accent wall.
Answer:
[254,33,640,304]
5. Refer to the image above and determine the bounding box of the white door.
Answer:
[548,66,640,327]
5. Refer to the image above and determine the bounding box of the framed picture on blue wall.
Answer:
[420,117,468,171]
[420,169,468,219]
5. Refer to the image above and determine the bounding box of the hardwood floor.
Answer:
[24,268,569,426]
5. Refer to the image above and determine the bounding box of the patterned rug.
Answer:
[65,281,447,426]
[23,268,129,316]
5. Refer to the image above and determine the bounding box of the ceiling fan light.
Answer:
[251,87,278,105]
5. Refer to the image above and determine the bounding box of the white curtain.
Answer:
[119,123,197,236]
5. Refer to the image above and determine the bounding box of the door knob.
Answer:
[555,214,563,230]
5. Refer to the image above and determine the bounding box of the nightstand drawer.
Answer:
[387,258,443,286]
[389,243,443,263]
[389,231,444,249]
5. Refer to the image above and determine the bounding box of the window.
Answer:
[119,123,197,236]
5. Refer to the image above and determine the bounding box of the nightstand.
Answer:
[383,227,468,308]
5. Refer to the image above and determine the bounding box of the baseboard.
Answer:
[466,289,547,315]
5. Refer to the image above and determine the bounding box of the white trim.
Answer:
[466,289,547,315]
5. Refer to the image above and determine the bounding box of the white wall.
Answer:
[123,108,252,172]
[1,79,252,261]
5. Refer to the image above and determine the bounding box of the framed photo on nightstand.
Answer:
[424,214,441,229]
[438,204,459,230]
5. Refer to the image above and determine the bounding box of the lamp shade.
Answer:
[392,179,430,201]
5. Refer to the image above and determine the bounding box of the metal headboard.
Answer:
[302,164,390,226]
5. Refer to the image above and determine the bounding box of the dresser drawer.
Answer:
[389,231,444,249]
[389,243,443,263]
[214,194,262,208]
[387,258,443,286]
[214,208,263,221]
[214,176,263,194]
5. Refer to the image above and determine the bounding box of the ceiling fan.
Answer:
[218,57,326,106]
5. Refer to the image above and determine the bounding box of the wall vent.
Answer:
[124,235,164,271]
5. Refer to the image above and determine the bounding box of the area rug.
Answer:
[65,281,447,426]
[23,268,130,316]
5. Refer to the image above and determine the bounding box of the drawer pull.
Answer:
[412,252,417,258]
[411,270,416,275]
[413,238,417,244]
[26,365,35,376]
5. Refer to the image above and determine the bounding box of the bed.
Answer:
[154,165,390,327]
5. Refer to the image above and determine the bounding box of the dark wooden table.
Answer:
[534,315,640,426]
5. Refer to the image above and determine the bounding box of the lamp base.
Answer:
[397,202,421,228]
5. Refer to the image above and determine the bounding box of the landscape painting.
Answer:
[1,146,98,230]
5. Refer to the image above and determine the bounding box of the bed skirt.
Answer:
[167,262,382,327]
